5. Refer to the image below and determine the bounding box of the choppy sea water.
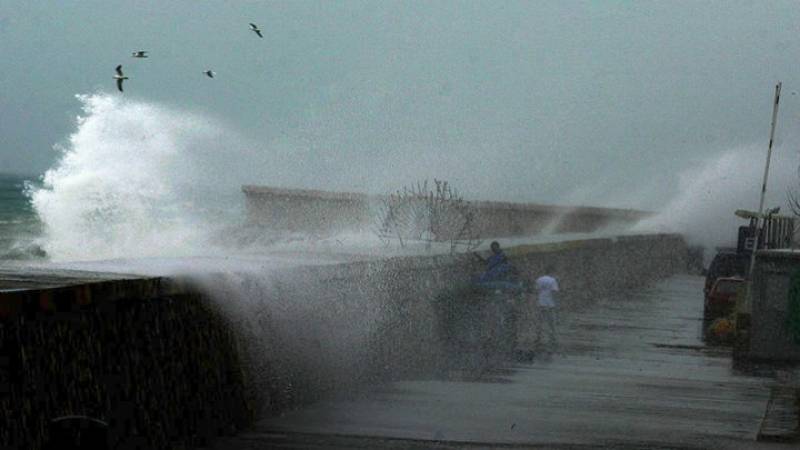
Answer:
[0,173,45,260]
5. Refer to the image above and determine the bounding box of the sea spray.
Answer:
[176,260,393,414]
[633,143,799,251]
[29,93,258,261]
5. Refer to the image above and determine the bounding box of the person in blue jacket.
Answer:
[475,241,511,283]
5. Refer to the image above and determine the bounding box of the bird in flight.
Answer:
[114,65,128,92]
[249,23,263,38]
[203,70,215,78]
[131,51,148,58]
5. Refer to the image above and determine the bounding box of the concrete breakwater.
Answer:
[241,185,651,237]
[0,233,686,449]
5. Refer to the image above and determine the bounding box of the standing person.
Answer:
[474,241,510,283]
[535,265,560,350]
[473,241,518,353]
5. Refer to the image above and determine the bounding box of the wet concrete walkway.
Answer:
[213,275,795,449]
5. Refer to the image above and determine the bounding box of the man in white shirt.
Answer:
[535,266,560,349]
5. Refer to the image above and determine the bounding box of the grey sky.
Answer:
[2,0,800,210]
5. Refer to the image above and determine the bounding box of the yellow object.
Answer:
[710,318,733,338]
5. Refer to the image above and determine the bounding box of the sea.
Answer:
[0,173,45,260]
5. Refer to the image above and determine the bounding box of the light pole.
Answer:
[744,82,782,314]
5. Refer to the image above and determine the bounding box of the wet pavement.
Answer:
[212,275,797,449]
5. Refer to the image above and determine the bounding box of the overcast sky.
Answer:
[2,0,800,211]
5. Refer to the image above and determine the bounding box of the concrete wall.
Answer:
[167,233,688,431]
[242,186,371,236]
[242,185,651,238]
[0,233,686,449]
[747,250,800,361]
[0,279,251,450]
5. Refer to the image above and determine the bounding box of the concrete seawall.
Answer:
[0,233,686,449]
[242,185,651,237]
[0,268,251,449]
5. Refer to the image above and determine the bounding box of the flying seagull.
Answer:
[131,51,148,58]
[113,65,128,92]
[203,70,215,78]
[249,23,263,38]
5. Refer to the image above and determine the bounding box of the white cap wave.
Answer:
[30,93,252,261]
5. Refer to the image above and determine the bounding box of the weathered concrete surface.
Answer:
[0,265,162,320]
[0,265,156,292]
[0,265,251,450]
[746,249,800,361]
[241,185,650,238]
[214,276,793,449]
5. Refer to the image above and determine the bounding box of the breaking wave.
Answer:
[29,93,257,261]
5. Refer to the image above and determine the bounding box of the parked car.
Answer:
[704,251,749,300]
[703,276,744,321]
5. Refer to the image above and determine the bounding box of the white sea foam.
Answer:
[29,93,257,261]
[26,93,486,263]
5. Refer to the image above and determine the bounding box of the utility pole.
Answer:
[745,82,782,310]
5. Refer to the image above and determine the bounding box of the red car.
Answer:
[703,277,744,321]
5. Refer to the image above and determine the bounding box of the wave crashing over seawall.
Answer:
[29,93,254,261]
